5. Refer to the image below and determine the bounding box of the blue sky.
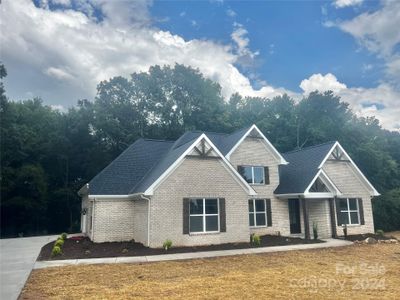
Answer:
[151,0,384,91]
[1,0,400,130]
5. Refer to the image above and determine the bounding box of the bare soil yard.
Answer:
[21,243,400,299]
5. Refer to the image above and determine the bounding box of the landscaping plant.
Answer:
[376,229,384,237]
[163,239,173,251]
[51,245,62,257]
[61,232,68,240]
[54,238,64,248]
[251,234,261,247]
[313,222,318,240]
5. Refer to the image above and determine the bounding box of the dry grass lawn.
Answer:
[21,243,400,299]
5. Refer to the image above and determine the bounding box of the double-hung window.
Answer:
[238,166,268,184]
[189,198,219,233]
[249,199,267,227]
[338,198,360,225]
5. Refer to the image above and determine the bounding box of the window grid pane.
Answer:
[249,199,267,227]
[253,167,264,184]
[189,198,219,233]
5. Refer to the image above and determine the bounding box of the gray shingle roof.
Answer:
[88,139,174,195]
[88,125,253,195]
[274,141,336,195]
[88,125,335,197]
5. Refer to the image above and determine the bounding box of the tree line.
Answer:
[1,63,399,237]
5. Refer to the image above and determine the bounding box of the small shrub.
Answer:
[313,222,318,240]
[251,234,261,247]
[376,229,384,237]
[163,239,173,251]
[61,232,68,240]
[51,246,62,257]
[122,248,129,254]
[54,239,64,248]
[84,250,91,255]
[343,224,348,238]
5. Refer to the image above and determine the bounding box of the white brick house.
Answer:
[78,124,379,247]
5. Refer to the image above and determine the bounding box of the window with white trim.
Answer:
[189,198,219,233]
[338,198,360,225]
[248,199,267,227]
[238,166,266,184]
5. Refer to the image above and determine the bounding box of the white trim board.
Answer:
[226,124,288,165]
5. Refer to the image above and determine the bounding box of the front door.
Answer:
[288,199,301,234]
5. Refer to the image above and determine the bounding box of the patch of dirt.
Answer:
[22,244,400,299]
[344,233,396,242]
[37,235,324,261]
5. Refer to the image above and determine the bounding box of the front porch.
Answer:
[287,197,337,240]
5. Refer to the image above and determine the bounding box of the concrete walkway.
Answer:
[0,235,58,300]
[34,238,352,270]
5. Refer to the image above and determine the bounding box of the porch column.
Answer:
[301,197,310,240]
[329,197,338,238]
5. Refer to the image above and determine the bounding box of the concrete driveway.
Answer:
[0,235,57,300]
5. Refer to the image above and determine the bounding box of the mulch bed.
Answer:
[37,235,324,261]
[344,233,395,242]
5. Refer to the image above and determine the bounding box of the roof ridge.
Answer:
[142,138,174,143]
[284,141,337,155]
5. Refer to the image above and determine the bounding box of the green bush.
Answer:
[61,232,68,240]
[54,238,64,248]
[313,222,318,240]
[51,246,62,257]
[251,234,261,247]
[163,239,173,251]
[376,229,384,236]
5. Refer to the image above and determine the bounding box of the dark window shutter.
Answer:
[183,198,190,234]
[358,198,365,225]
[335,198,341,226]
[266,198,272,226]
[264,167,270,185]
[237,165,244,176]
[219,198,226,232]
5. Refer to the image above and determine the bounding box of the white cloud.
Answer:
[334,1,400,82]
[231,23,260,67]
[338,1,400,57]
[226,9,236,17]
[1,0,286,107]
[333,0,363,8]
[300,73,400,131]
[300,73,347,94]
[45,67,74,80]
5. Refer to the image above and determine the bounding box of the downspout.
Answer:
[139,194,151,247]
[91,198,96,241]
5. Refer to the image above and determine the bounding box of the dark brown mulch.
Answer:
[344,233,395,242]
[37,235,324,261]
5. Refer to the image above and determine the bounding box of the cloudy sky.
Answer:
[1,0,399,131]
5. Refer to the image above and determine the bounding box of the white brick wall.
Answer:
[307,199,331,239]
[150,157,250,248]
[133,199,148,245]
[323,161,375,236]
[229,137,291,236]
[92,199,135,243]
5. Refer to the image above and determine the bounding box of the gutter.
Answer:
[139,194,151,247]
